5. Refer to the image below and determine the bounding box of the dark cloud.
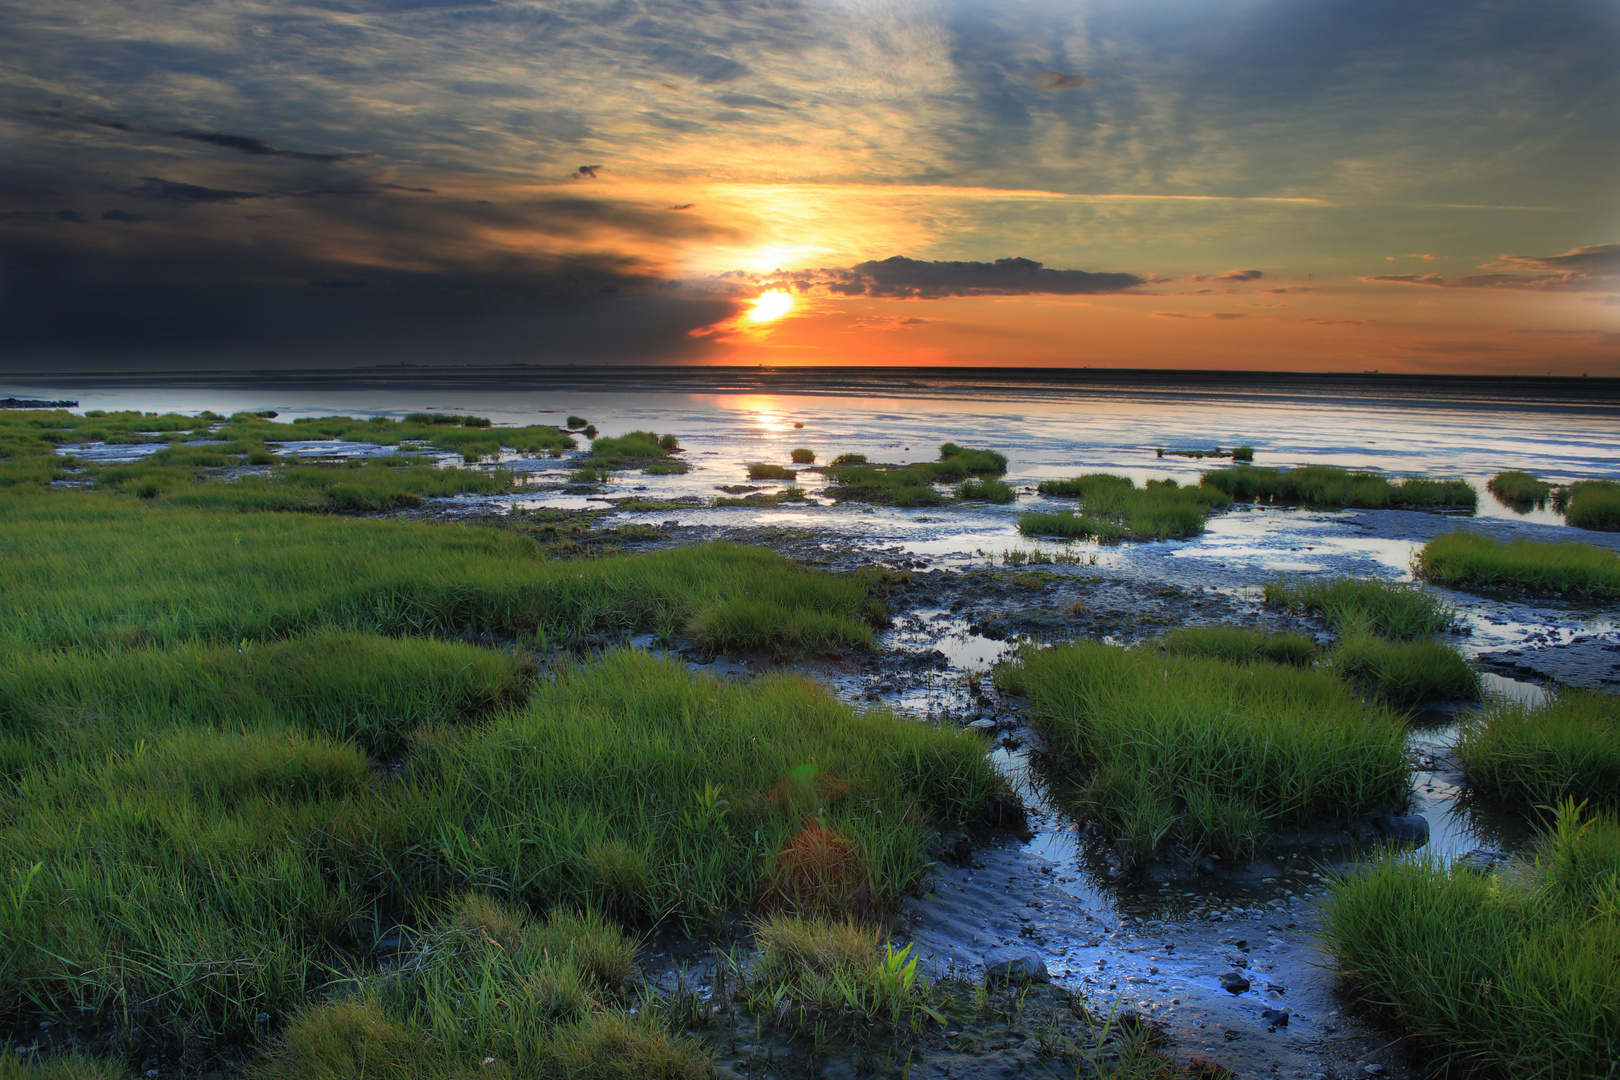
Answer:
[1154,311,1247,320]
[100,209,149,223]
[575,165,601,179]
[29,111,360,162]
[311,278,366,289]
[1365,244,1620,291]
[1220,269,1264,281]
[766,256,1143,299]
[714,93,789,110]
[1036,72,1090,91]
[127,177,266,204]
[0,209,84,224]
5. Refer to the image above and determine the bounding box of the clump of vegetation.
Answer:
[253,896,711,1080]
[1417,531,1620,600]
[1265,576,1456,640]
[0,493,878,653]
[998,642,1408,869]
[566,415,589,429]
[1029,473,1229,540]
[1487,469,1554,507]
[790,447,816,464]
[1158,627,1315,666]
[747,462,798,481]
[955,478,1016,503]
[1016,510,1126,542]
[1322,800,1620,1079]
[1155,445,1252,461]
[220,410,574,462]
[1201,464,1476,511]
[821,443,1008,507]
[1457,690,1620,807]
[714,487,810,508]
[591,430,685,472]
[1555,478,1620,531]
[830,452,867,466]
[1331,635,1479,707]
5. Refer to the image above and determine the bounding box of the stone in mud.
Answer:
[1373,814,1429,845]
[983,946,1048,984]
[1218,971,1250,994]
[1455,847,1509,874]
[1260,1007,1290,1029]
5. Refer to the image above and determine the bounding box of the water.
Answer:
[10,365,1618,1076]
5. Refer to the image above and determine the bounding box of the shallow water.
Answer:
[13,366,1619,1077]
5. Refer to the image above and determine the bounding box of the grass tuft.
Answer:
[1028,473,1228,540]
[747,463,798,481]
[1322,800,1620,1079]
[790,448,816,464]
[821,443,1006,506]
[1457,690,1620,807]
[1202,464,1476,511]
[1331,635,1480,706]
[1265,576,1456,640]
[1557,479,1620,531]
[1417,531,1620,600]
[1158,627,1315,666]
[955,478,1016,503]
[1487,469,1554,507]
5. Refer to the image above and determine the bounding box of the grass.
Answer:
[591,430,684,472]
[1331,635,1480,707]
[999,642,1408,869]
[1028,474,1229,540]
[1488,469,1554,507]
[1157,627,1315,666]
[830,453,867,465]
[253,895,711,1080]
[954,478,1016,503]
[1201,464,1476,511]
[821,443,1006,506]
[747,462,798,481]
[1154,445,1252,461]
[714,486,809,508]
[790,448,816,464]
[1265,576,1457,640]
[0,492,878,654]
[1417,531,1620,600]
[1556,478,1620,531]
[216,410,575,463]
[1457,690,1620,807]
[1321,800,1620,1078]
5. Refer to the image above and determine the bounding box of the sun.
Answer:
[747,289,795,323]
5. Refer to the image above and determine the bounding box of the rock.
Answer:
[1198,855,1217,876]
[983,946,1049,984]
[1456,847,1509,874]
[1373,814,1429,845]
[968,717,999,732]
[1260,1007,1290,1029]
[1218,971,1250,994]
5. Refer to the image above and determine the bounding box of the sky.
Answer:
[1,0,1618,374]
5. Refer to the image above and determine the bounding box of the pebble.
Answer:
[983,946,1049,984]
[1219,971,1251,994]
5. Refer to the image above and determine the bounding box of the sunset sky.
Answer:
[2,0,1617,373]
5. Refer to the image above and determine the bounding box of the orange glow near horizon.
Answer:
[747,289,796,323]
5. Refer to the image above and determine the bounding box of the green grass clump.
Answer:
[821,443,1006,506]
[0,1055,131,1080]
[217,411,574,462]
[1556,479,1620,531]
[1202,464,1476,511]
[747,462,798,481]
[1331,635,1480,707]
[1265,576,1456,640]
[1457,690,1620,806]
[1417,531,1620,600]
[0,493,875,653]
[566,415,589,429]
[714,487,809,508]
[1016,510,1127,542]
[1488,469,1554,507]
[790,448,815,464]
[1001,642,1408,868]
[1030,473,1228,540]
[171,458,514,512]
[0,629,529,757]
[1158,627,1315,666]
[742,914,941,1035]
[1322,801,1620,1078]
[255,896,710,1080]
[955,478,1016,503]
[590,430,681,469]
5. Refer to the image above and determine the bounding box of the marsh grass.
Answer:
[954,478,1016,503]
[790,448,816,464]
[1158,627,1315,666]
[1556,479,1620,531]
[1457,690,1620,806]
[1417,531,1620,600]
[1202,464,1476,511]
[714,486,809,508]
[821,443,1007,506]
[1001,643,1408,869]
[254,896,711,1080]
[747,463,798,481]
[0,649,1002,1058]
[1322,801,1620,1079]
[1264,576,1457,640]
[591,430,682,471]
[1028,474,1228,540]
[219,411,572,463]
[1487,469,1554,507]
[1331,634,1480,707]
[0,493,875,653]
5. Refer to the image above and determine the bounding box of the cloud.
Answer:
[100,209,148,223]
[1036,72,1089,91]
[0,209,84,224]
[29,111,360,162]
[757,256,1143,299]
[1154,311,1247,320]
[1219,269,1263,282]
[1365,244,1620,291]
[848,315,940,331]
[127,177,265,204]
